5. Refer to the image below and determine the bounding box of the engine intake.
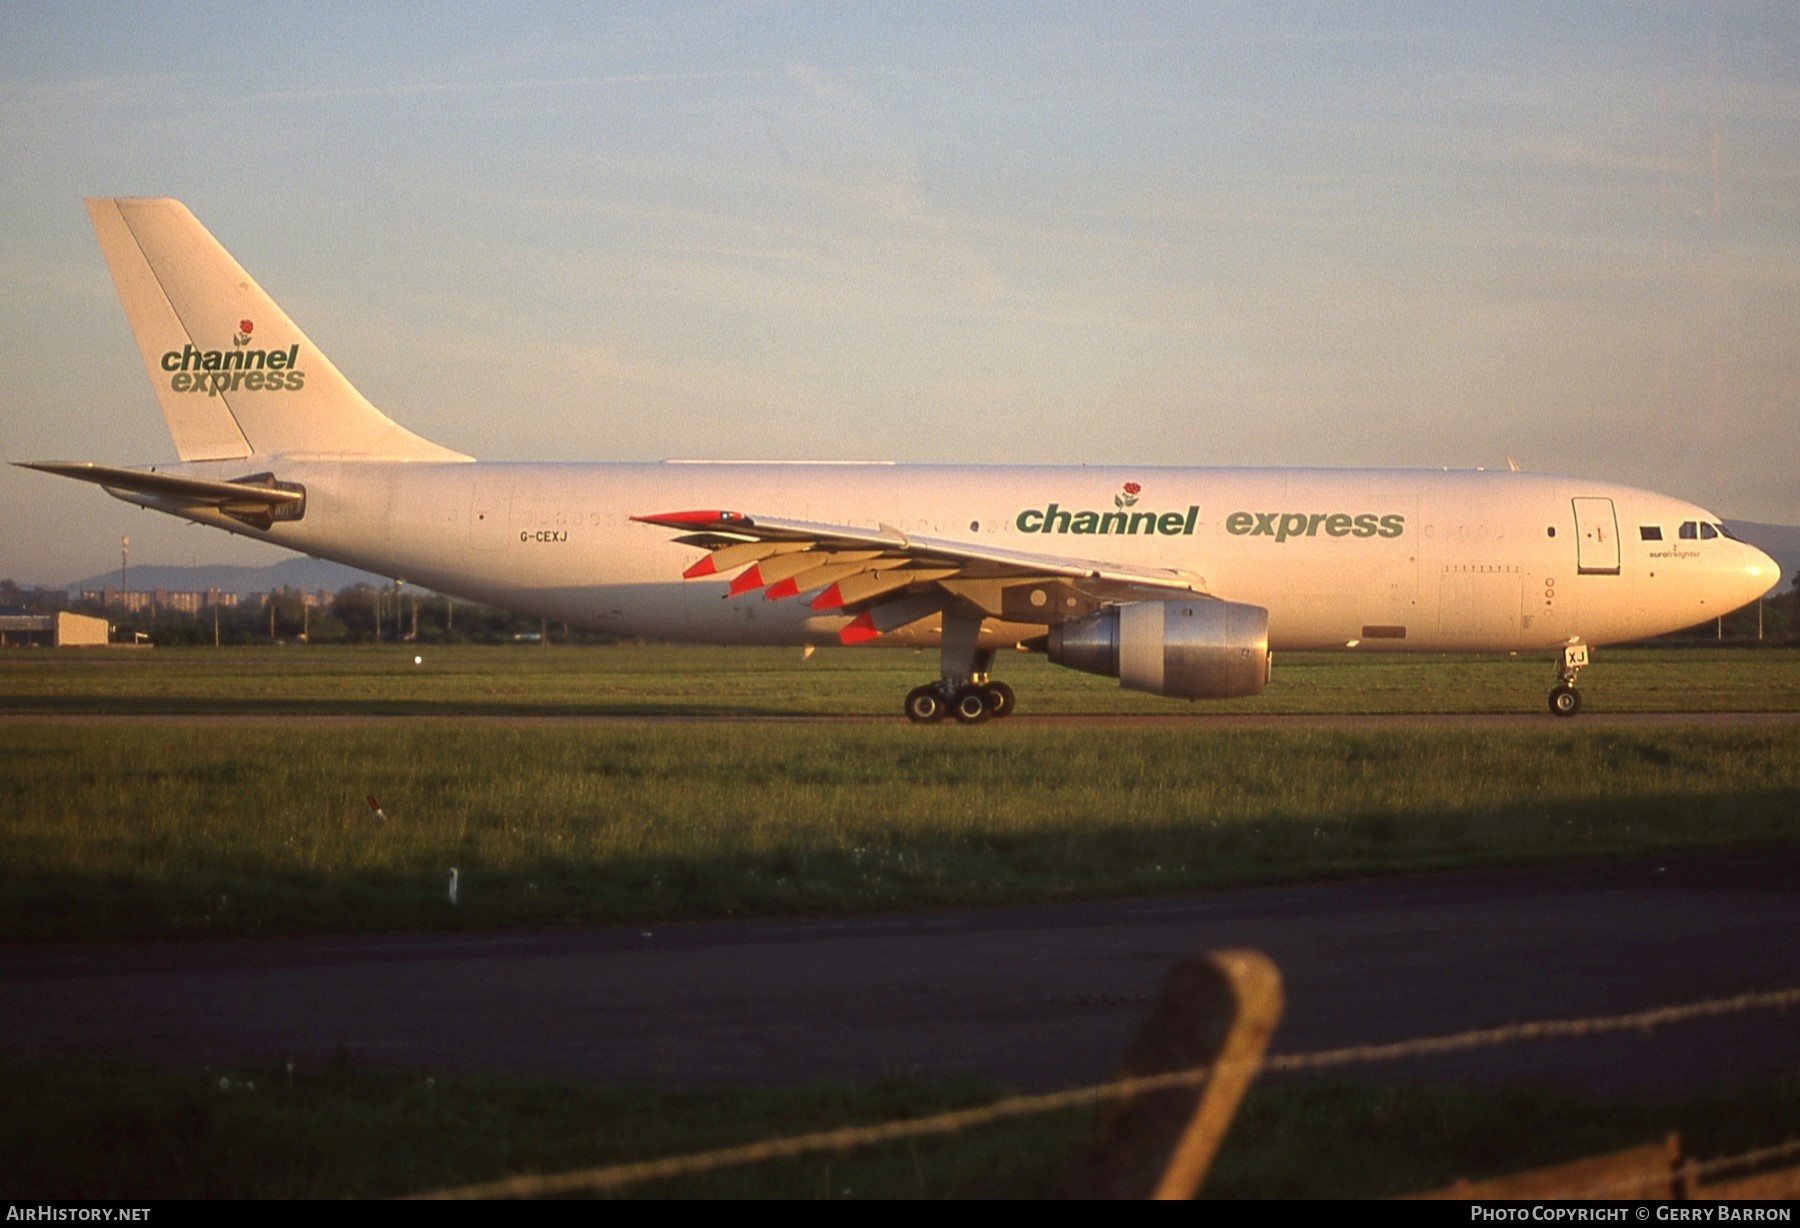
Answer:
[1048,600,1270,699]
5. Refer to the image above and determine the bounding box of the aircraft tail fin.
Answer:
[85,198,470,463]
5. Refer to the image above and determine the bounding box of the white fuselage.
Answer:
[145,459,1776,653]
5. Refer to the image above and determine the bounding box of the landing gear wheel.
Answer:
[951,687,992,725]
[904,685,949,724]
[1547,645,1589,718]
[1549,684,1581,717]
[983,680,1016,719]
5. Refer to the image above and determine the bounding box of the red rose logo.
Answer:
[1124,482,1141,495]
[239,319,254,335]
[1115,481,1142,510]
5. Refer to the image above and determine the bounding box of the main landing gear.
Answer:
[901,608,1017,724]
[1548,643,1589,717]
[904,677,1016,725]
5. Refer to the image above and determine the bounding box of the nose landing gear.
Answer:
[1548,644,1589,717]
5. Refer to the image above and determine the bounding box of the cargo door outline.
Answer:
[1572,497,1620,576]
[1436,565,1523,646]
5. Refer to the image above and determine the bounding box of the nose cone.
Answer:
[1727,540,1783,612]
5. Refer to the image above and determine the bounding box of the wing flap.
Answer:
[840,593,947,644]
[634,507,1210,639]
[683,539,812,579]
[634,508,1206,601]
[811,567,959,610]
[764,555,888,601]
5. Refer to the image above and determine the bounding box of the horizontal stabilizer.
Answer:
[18,461,305,528]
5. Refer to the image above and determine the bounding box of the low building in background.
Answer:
[78,588,243,614]
[0,610,112,647]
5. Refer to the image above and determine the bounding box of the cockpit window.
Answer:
[1679,521,1698,539]
[1717,523,1739,541]
[1639,526,1663,541]
[1700,522,1718,540]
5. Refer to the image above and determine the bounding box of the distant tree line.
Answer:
[5,574,1797,647]
[1,580,615,647]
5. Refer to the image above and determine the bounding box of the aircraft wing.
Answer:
[632,508,1209,644]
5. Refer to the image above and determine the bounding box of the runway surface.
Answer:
[3,710,1797,729]
[3,847,1797,1095]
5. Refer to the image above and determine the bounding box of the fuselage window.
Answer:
[1699,522,1718,540]
[1639,526,1663,541]
[1679,521,1698,539]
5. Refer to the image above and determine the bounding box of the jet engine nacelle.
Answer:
[1047,599,1270,699]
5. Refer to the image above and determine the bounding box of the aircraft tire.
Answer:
[905,685,948,724]
[984,680,1016,718]
[1549,685,1582,717]
[951,687,992,725]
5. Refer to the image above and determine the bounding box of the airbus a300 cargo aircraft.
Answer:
[21,199,1780,721]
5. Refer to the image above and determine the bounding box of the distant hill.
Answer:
[67,556,391,597]
[1730,522,1800,590]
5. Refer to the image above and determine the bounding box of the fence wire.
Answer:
[1531,1134,1800,1200]
[412,985,1800,1199]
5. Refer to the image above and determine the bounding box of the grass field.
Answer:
[2,720,1798,940]
[2,645,1798,941]
[1,641,1798,716]
[4,1052,1795,1198]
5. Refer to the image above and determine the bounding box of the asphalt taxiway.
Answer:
[3,847,1796,1095]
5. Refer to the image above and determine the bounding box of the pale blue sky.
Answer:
[3,2,1796,585]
